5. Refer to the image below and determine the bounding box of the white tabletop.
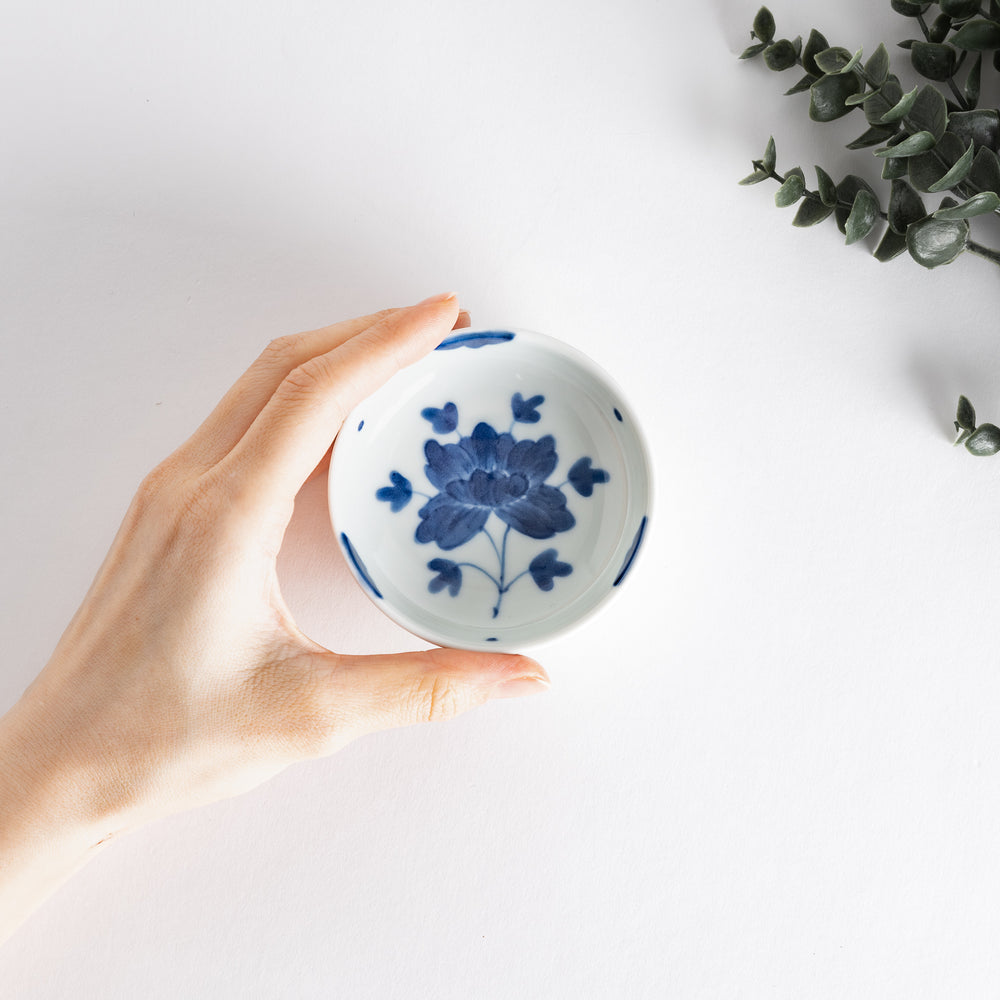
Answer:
[4,1,1000,996]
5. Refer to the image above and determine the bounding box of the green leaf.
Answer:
[814,47,855,74]
[753,7,776,43]
[845,89,875,107]
[956,395,977,432]
[865,43,890,84]
[739,169,771,185]
[909,84,949,140]
[801,29,831,77]
[911,42,958,81]
[874,226,909,261]
[739,42,767,60]
[835,175,878,233]
[784,74,816,95]
[968,145,1000,193]
[875,131,937,157]
[909,132,966,190]
[815,165,838,206]
[951,20,1000,49]
[964,53,983,107]
[947,109,1000,151]
[943,0,981,16]
[889,179,928,233]
[764,39,798,71]
[891,0,932,13]
[845,190,880,244]
[809,72,864,122]
[774,173,806,206]
[880,85,920,123]
[865,77,904,124]
[928,14,953,44]
[927,140,976,191]
[882,155,910,180]
[839,48,864,74]
[941,0,981,17]
[762,136,777,172]
[905,216,970,266]
[966,423,1000,455]
[848,125,900,149]
[932,190,1000,217]
[792,198,835,227]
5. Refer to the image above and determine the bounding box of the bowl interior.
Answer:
[328,329,650,651]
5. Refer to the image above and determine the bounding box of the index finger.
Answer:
[214,292,461,516]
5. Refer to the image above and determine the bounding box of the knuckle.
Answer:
[131,460,180,518]
[282,353,336,397]
[260,334,300,367]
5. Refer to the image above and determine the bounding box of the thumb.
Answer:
[328,647,550,736]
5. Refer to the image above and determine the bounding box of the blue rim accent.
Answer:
[436,331,516,350]
[340,532,383,599]
[614,408,623,422]
[613,516,647,587]
[486,637,498,641]
[357,419,364,431]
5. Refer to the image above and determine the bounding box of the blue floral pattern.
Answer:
[376,393,610,618]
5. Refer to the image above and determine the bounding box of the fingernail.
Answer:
[417,291,458,306]
[491,673,551,700]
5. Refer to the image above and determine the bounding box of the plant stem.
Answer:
[967,239,1000,266]
[768,168,889,221]
[766,167,1000,269]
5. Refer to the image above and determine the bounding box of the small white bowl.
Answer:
[328,328,652,651]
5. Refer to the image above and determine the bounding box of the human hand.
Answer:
[0,294,549,940]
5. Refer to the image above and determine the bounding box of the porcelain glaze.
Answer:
[328,329,652,651]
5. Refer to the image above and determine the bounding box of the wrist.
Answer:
[0,684,125,942]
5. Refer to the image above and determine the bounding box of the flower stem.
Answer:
[492,526,513,617]
[456,562,501,590]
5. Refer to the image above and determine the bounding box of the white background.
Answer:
[4,0,1000,996]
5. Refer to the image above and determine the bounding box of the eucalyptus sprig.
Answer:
[954,395,1000,453]
[740,2,1000,270]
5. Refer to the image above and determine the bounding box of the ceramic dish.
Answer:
[328,328,652,651]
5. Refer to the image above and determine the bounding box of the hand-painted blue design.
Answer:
[567,457,610,497]
[613,408,623,422]
[379,391,608,619]
[427,558,462,596]
[357,419,365,431]
[511,392,545,424]
[436,331,516,351]
[340,532,383,599]
[486,637,498,641]
[421,401,458,433]
[418,423,574,549]
[529,548,573,591]
[613,516,647,587]
[375,471,413,512]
